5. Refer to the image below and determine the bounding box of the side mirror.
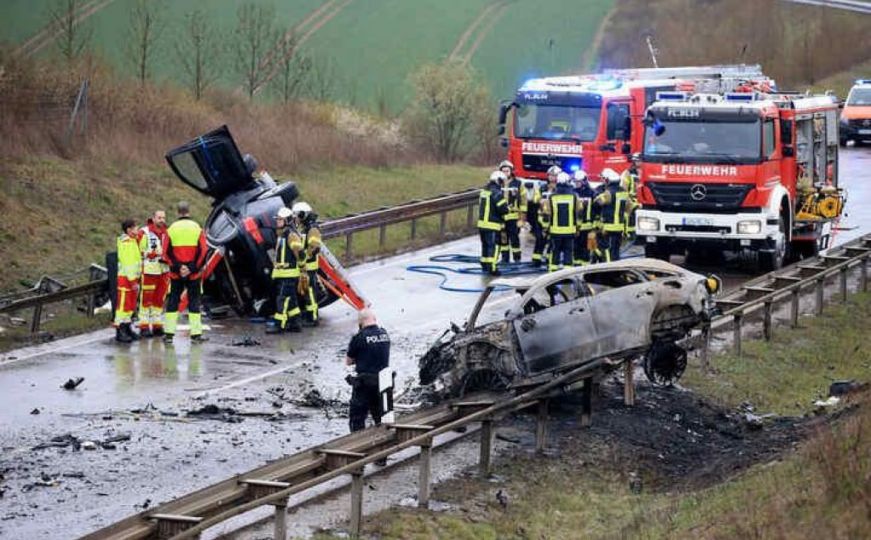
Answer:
[498,101,513,126]
[498,125,505,136]
[782,145,795,158]
[621,143,631,154]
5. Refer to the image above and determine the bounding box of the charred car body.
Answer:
[165,126,365,315]
[419,259,719,396]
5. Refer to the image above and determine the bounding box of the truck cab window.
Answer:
[763,119,776,158]
[607,103,630,140]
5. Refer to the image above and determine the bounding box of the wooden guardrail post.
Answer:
[581,378,593,427]
[439,210,447,238]
[418,439,432,508]
[623,361,636,406]
[763,301,773,341]
[378,224,386,248]
[815,277,825,315]
[535,399,549,453]
[790,288,800,327]
[466,204,474,229]
[410,218,418,240]
[700,324,712,371]
[30,301,43,334]
[863,256,869,292]
[150,514,203,539]
[241,479,291,540]
[732,313,743,355]
[479,419,493,476]
[345,233,353,259]
[840,267,848,302]
[349,469,364,538]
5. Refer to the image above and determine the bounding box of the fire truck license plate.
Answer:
[682,217,713,227]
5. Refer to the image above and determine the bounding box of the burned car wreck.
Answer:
[165,126,365,315]
[419,259,720,396]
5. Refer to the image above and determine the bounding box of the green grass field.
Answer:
[0,0,615,111]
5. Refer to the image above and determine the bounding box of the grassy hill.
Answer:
[0,0,615,112]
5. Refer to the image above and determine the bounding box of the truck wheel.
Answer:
[759,216,787,272]
[644,243,670,261]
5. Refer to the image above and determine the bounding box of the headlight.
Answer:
[637,216,660,232]
[737,220,762,234]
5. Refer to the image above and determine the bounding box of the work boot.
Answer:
[123,323,140,341]
[286,319,302,333]
[191,334,209,343]
[163,334,174,344]
[489,269,502,277]
[302,315,319,328]
[265,322,282,334]
[139,327,154,338]
[115,326,132,343]
[151,327,164,337]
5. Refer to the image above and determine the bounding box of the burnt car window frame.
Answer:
[580,269,648,294]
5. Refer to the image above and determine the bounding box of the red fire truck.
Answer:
[634,88,845,270]
[498,65,770,181]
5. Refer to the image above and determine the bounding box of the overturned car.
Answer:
[419,259,720,396]
[165,126,365,315]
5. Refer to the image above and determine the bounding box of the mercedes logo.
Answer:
[690,184,707,201]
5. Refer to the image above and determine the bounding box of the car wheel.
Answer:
[459,369,509,396]
[642,341,687,386]
[759,216,787,272]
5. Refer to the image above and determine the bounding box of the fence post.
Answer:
[272,498,288,540]
[700,325,712,372]
[479,419,493,476]
[410,218,417,240]
[418,439,432,508]
[467,204,474,230]
[581,378,593,427]
[345,233,353,260]
[86,292,96,318]
[815,278,824,315]
[30,302,43,334]
[732,313,742,356]
[862,256,868,292]
[840,267,848,302]
[439,211,447,238]
[379,224,386,248]
[623,360,636,406]
[535,399,549,453]
[790,288,800,327]
[349,469,364,538]
[763,301,772,341]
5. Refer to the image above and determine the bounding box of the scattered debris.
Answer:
[186,404,243,423]
[30,408,40,415]
[230,335,261,347]
[33,434,81,451]
[628,471,643,494]
[829,380,866,397]
[103,433,132,444]
[742,413,766,431]
[813,396,841,412]
[495,488,509,509]
[61,377,84,390]
[61,472,85,479]
[81,441,98,451]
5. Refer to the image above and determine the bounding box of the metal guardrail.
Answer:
[82,359,609,540]
[785,0,871,15]
[0,190,481,333]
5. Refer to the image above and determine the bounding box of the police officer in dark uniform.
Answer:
[345,308,390,433]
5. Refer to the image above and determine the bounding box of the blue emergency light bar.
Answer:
[656,91,687,101]
[725,93,755,101]
[855,79,871,85]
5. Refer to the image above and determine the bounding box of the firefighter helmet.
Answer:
[276,207,293,220]
[556,172,571,185]
[243,153,259,177]
[292,201,313,219]
[601,168,620,183]
[489,170,507,183]
[499,160,514,171]
[573,170,588,182]
[547,165,562,176]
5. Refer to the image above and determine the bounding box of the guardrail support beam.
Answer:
[535,399,549,453]
[763,301,772,341]
[410,218,417,240]
[345,233,353,259]
[349,469,364,538]
[150,514,203,539]
[467,205,474,229]
[732,313,743,356]
[418,439,432,508]
[624,361,636,406]
[791,288,800,327]
[815,278,825,315]
[700,325,712,371]
[479,420,493,476]
[439,211,447,237]
[30,303,42,334]
[378,224,386,248]
[863,256,869,292]
[840,267,848,302]
[581,378,593,427]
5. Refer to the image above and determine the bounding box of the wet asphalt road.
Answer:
[0,148,869,538]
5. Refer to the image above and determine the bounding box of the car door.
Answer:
[583,269,657,358]
[512,277,597,375]
[165,125,252,200]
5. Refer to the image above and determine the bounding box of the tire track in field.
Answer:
[15,0,118,58]
[449,1,505,61]
[253,0,354,96]
[459,0,511,66]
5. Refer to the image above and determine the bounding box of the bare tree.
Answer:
[234,3,280,100]
[175,10,222,100]
[271,34,311,103]
[305,54,337,102]
[126,0,163,84]
[49,0,91,63]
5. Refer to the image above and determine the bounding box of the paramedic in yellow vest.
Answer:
[293,201,322,327]
[478,171,509,276]
[498,160,523,263]
[547,172,581,272]
[138,210,169,337]
[268,206,304,334]
[115,218,142,343]
[594,169,629,262]
[162,201,208,343]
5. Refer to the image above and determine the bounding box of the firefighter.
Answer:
[115,218,142,343]
[137,210,169,337]
[621,153,641,238]
[573,170,596,266]
[535,165,562,266]
[163,201,208,344]
[293,201,322,327]
[594,168,629,262]
[267,207,304,334]
[519,179,544,266]
[345,308,390,435]
[498,160,522,263]
[547,172,581,272]
[478,171,509,276]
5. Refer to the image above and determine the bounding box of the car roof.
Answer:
[489,258,692,290]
